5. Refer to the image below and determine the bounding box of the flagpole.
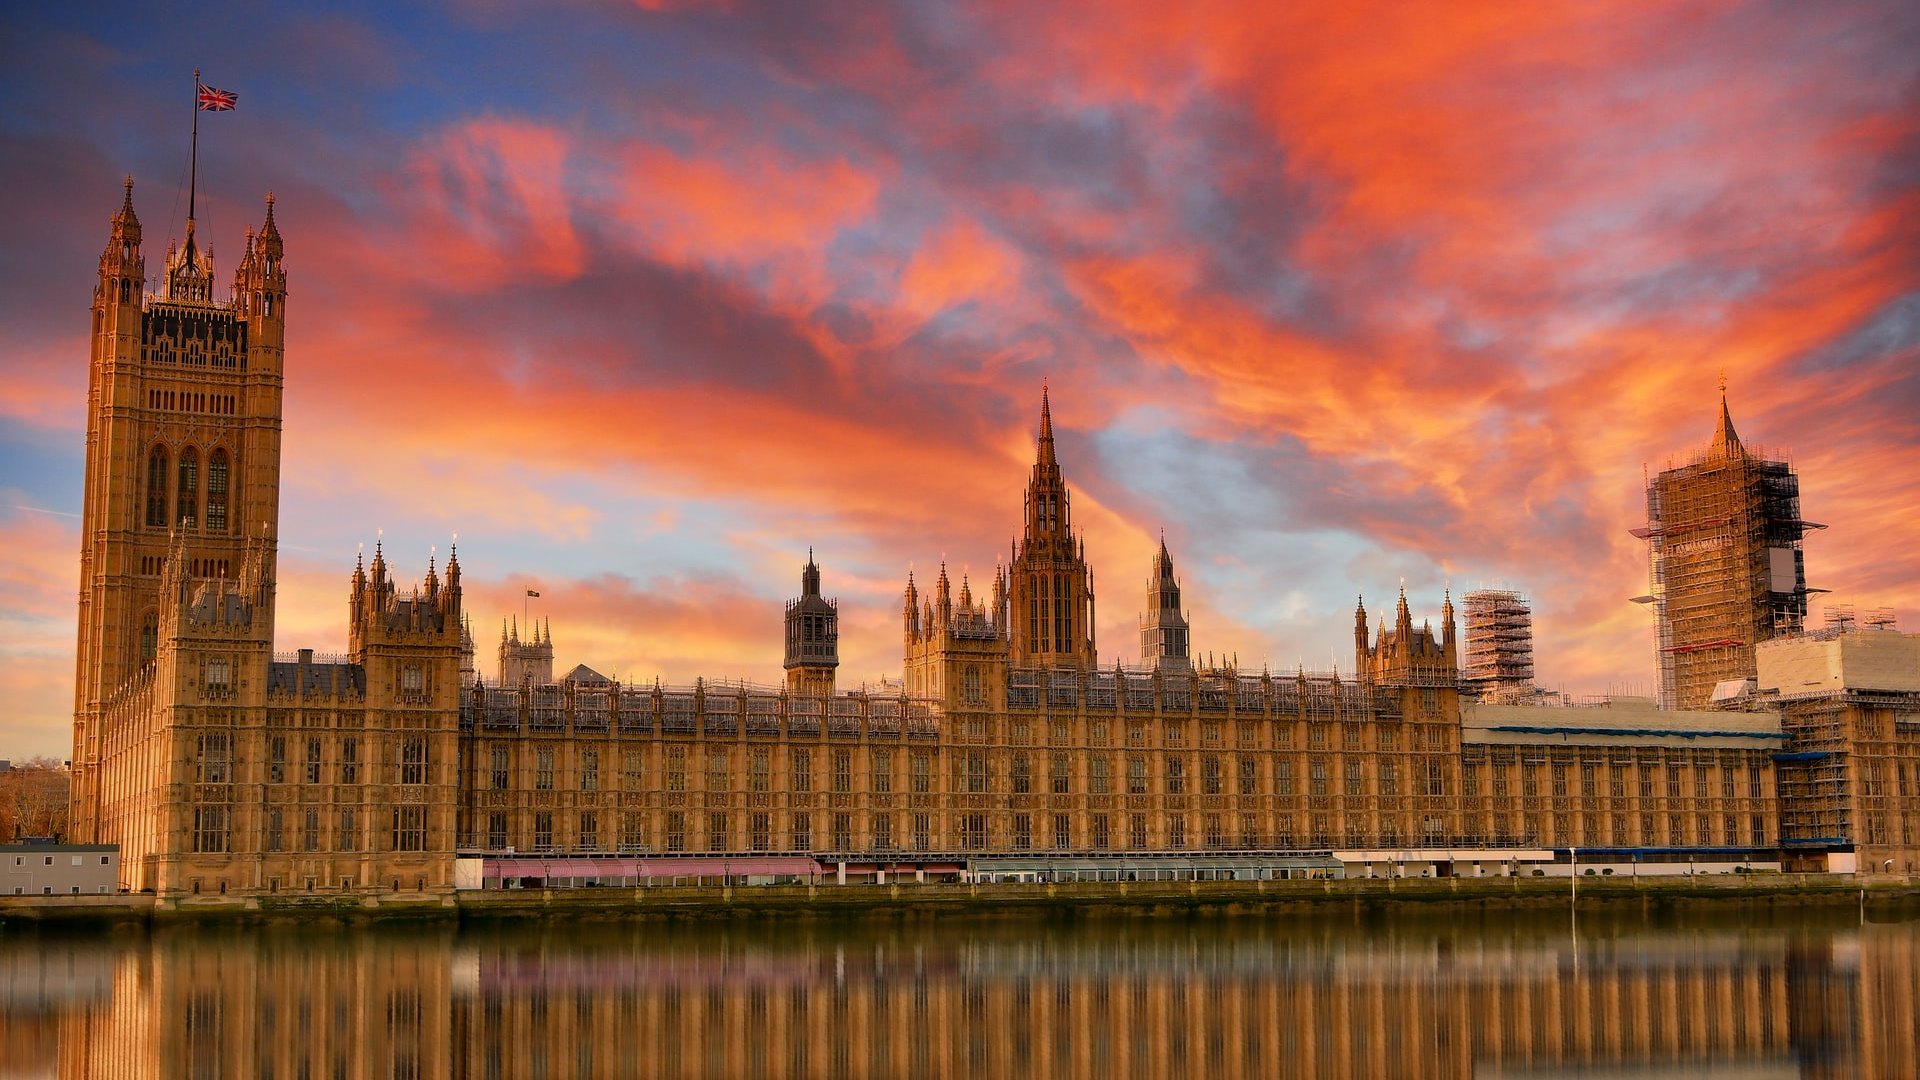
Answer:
[189,68,200,227]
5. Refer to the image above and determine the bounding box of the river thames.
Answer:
[3,904,1914,1078]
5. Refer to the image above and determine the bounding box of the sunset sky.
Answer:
[2,2,1917,758]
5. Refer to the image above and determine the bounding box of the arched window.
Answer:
[1054,573,1070,653]
[1037,573,1050,652]
[145,447,169,527]
[139,612,158,664]
[206,449,230,533]
[176,447,198,529]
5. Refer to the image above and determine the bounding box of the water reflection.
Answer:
[3,909,1915,1078]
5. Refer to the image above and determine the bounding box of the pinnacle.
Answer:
[1707,385,1743,461]
[1035,383,1058,469]
[260,192,282,245]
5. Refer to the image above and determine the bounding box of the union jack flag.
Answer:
[197,83,237,111]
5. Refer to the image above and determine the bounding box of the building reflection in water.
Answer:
[5,911,1916,1078]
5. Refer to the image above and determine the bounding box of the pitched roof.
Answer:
[561,663,611,686]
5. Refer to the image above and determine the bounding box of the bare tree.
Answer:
[0,758,71,841]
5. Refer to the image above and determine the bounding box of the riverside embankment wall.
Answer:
[4,875,1919,926]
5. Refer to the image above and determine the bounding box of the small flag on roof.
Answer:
[197,82,237,111]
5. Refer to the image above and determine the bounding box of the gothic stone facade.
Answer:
[71,184,1818,901]
[75,186,464,899]
[449,396,1783,872]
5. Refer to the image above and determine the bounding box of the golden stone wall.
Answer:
[455,671,1777,862]
[1458,744,1779,851]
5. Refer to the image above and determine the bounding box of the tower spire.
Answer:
[118,176,139,232]
[1037,381,1057,469]
[1708,375,1743,460]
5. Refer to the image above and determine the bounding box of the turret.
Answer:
[96,177,145,325]
[458,613,478,687]
[1140,535,1191,673]
[444,543,463,606]
[991,565,1008,629]
[496,608,555,687]
[1358,588,1457,689]
[1353,596,1369,674]
[784,549,839,696]
[349,545,462,658]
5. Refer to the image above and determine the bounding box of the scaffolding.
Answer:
[1633,435,1819,710]
[1462,589,1534,703]
[1824,604,1901,634]
[1775,694,1852,852]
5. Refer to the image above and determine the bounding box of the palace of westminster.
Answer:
[67,181,1920,902]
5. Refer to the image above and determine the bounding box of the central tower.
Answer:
[1635,386,1819,709]
[1006,387,1097,668]
[71,181,287,840]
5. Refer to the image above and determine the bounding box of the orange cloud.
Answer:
[0,509,81,757]
[605,141,882,317]
[396,118,585,291]
[899,218,1021,316]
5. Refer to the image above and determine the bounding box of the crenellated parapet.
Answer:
[1004,664,1403,721]
[462,679,941,740]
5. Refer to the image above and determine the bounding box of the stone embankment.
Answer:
[3,874,1917,926]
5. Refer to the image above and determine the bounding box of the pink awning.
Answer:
[483,855,821,880]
